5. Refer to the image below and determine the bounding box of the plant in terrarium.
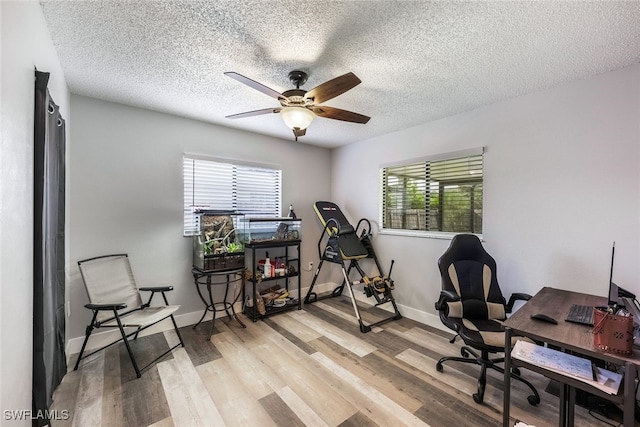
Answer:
[202,216,239,255]
[226,242,244,253]
[205,239,225,255]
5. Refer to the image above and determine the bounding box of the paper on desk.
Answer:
[512,340,622,395]
[512,340,592,379]
[591,366,623,395]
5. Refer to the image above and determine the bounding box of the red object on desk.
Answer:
[593,306,634,355]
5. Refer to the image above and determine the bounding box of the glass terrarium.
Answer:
[237,217,302,245]
[192,211,246,272]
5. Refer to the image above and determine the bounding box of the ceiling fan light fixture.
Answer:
[280,106,315,131]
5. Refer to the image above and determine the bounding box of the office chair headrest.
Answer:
[439,234,495,270]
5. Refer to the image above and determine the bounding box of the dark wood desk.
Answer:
[502,287,638,427]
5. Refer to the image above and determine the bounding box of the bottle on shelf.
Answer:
[288,204,297,219]
[264,257,272,278]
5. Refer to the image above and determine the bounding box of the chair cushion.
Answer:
[455,318,532,351]
[101,305,179,328]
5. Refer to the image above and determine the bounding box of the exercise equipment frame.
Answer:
[303,201,402,332]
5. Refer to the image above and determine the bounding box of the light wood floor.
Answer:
[51,296,620,426]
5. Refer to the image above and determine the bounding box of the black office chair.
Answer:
[435,234,540,405]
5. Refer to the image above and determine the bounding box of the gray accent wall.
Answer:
[67,95,332,340]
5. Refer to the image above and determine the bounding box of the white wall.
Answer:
[332,64,640,329]
[68,95,332,341]
[0,1,70,422]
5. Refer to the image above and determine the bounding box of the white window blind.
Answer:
[380,148,483,234]
[183,156,282,235]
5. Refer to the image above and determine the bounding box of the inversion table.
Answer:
[304,201,402,332]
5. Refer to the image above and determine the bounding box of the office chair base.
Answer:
[436,349,540,406]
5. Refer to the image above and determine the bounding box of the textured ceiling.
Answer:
[40,1,640,148]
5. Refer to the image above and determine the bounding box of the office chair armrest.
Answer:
[435,290,460,311]
[85,302,127,311]
[139,286,174,292]
[506,292,532,313]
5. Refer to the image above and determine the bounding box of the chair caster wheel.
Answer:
[436,363,443,372]
[527,395,540,406]
[472,393,483,404]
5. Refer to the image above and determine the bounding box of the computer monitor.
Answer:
[607,243,617,307]
[605,243,640,346]
[606,242,636,309]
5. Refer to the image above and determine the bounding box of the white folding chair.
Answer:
[74,254,184,378]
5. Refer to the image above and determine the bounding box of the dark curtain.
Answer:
[33,70,67,427]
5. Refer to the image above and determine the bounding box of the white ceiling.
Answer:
[40,1,640,148]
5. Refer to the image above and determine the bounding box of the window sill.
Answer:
[378,229,483,241]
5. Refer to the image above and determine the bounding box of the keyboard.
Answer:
[565,304,594,326]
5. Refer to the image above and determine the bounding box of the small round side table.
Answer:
[192,267,246,339]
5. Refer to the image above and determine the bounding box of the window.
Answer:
[183,155,282,235]
[380,148,483,235]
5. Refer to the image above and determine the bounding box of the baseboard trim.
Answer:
[66,310,213,356]
[66,281,448,355]
[348,283,449,333]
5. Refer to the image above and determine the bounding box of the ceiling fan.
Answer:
[224,70,370,141]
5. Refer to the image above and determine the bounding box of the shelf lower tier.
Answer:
[249,272,299,284]
[243,299,301,320]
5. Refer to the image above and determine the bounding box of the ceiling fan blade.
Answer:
[225,107,281,119]
[311,105,370,124]
[305,72,362,104]
[224,72,286,100]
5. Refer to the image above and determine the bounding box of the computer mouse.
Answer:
[530,313,558,324]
